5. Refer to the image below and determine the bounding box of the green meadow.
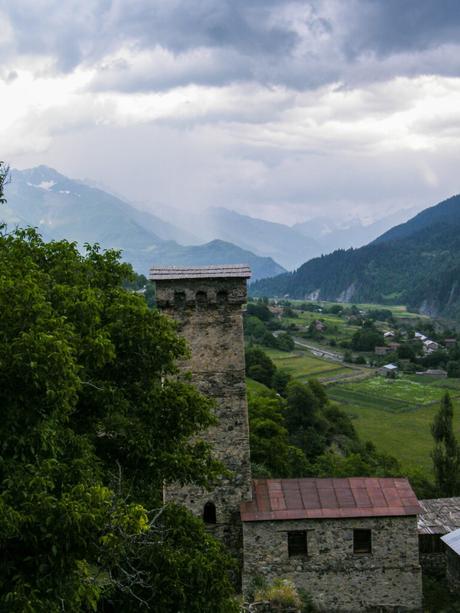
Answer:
[265,347,355,380]
[260,342,460,474]
[328,376,460,473]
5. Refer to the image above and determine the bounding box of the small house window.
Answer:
[288,531,308,557]
[203,502,216,524]
[196,290,207,306]
[353,529,372,554]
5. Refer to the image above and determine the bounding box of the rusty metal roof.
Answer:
[149,265,251,280]
[240,478,421,522]
[418,498,460,535]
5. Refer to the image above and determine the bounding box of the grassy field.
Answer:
[289,300,426,320]
[327,375,460,473]
[265,348,355,380]
[342,398,460,474]
[328,377,452,412]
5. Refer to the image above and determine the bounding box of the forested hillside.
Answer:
[252,195,460,319]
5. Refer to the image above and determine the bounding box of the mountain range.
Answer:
[149,203,418,270]
[251,194,460,320]
[2,167,285,282]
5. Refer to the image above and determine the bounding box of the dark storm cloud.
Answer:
[347,0,460,58]
[3,0,460,90]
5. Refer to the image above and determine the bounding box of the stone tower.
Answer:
[149,265,253,573]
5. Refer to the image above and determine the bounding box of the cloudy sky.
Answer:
[2,0,460,224]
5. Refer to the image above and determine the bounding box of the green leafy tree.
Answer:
[245,346,276,387]
[248,394,310,478]
[0,227,237,611]
[431,392,460,496]
[351,324,384,351]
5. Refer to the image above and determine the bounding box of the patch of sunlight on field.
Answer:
[265,348,354,378]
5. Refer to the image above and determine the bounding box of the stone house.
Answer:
[418,497,460,575]
[423,340,440,353]
[378,363,398,377]
[441,528,460,593]
[241,477,422,612]
[416,369,447,378]
[374,345,391,356]
[314,320,326,332]
[151,265,423,611]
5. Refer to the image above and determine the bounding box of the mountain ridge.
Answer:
[3,166,285,282]
[251,194,460,319]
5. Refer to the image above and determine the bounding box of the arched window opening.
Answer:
[217,289,228,305]
[196,290,207,306]
[174,291,186,306]
[203,501,217,524]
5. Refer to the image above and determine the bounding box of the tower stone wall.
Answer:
[150,268,252,577]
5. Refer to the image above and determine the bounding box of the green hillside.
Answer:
[252,194,460,319]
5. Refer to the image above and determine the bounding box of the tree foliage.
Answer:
[431,392,460,496]
[0,227,236,611]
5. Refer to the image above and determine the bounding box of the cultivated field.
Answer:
[264,346,460,474]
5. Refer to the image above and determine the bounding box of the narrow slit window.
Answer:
[353,529,372,554]
[196,290,207,307]
[217,290,228,305]
[174,291,186,306]
[287,531,308,557]
[203,501,216,524]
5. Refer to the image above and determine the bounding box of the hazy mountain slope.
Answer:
[184,207,323,270]
[141,239,285,282]
[3,167,285,281]
[251,195,460,319]
[373,194,460,244]
[293,208,419,252]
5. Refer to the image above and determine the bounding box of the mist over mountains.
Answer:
[150,203,418,270]
[2,166,284,282]
[2,166,416,282]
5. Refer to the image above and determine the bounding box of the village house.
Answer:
[375,345,391,356]
[241,477,422,612]
[418,497,460,576]
[314,319,327,332]
[424,339,440,353]
[388,342,401,351]
[383,331,395,339]
[445,338,457,349]
[378,363,399,377]
[416,369,447,378]
[441,528,460,593]
[150,265,423,611]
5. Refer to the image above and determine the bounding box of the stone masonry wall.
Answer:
[155,277,252,577]
[243,515,422,612]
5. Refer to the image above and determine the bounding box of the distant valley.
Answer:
[2,165,431,294]
[252,194,460,320]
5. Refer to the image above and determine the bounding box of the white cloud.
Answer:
[3,0,460,227]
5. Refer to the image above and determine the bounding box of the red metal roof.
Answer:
[240,478,421,522]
